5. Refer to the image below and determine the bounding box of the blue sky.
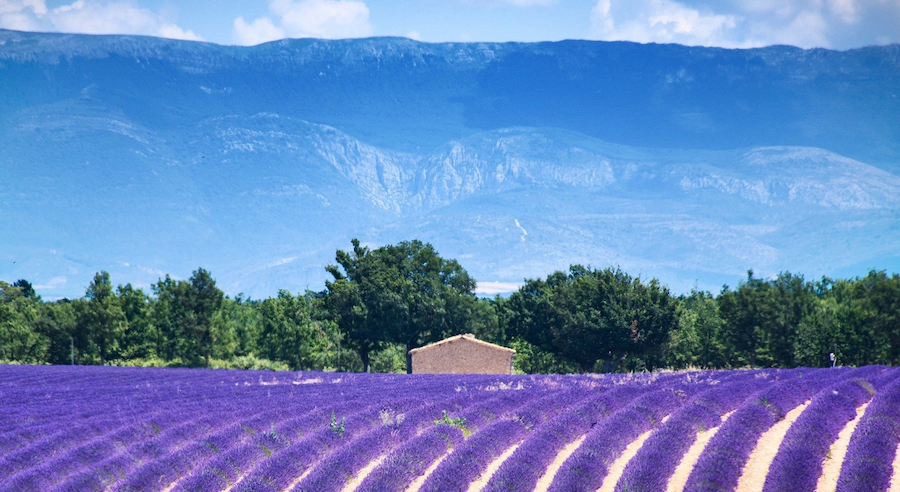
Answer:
[0,0,898,48]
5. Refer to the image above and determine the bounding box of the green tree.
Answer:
[152,274,186,362]
[187,268,224,367]
[0,280,47,363]
[324,240,390,372]
[77,272,126,365]
[258,290,324,370]
[794,294,842,367]
[324,239,480,373]
[117,284,155,360]
[857,270,900,365]
[213,294,261,360]
[668,290,726,369]
[507,266,677,373]
[12,279,36,299]
[718,271,815,368]
[379,240,478,373]
[151,268,224,366]
[34,300,77,365]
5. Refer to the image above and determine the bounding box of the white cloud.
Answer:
[589,0,900,48]
[233,15,284,46]
[591,0,739,47]
[232,0,373,46]
[475,281,522,295]
[405,30,421,41]
[35,276,66,290]
[0,0,202,40]
[0,0,45,15]
[502,0,557,6]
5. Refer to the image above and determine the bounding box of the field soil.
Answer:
[736,402,811,492]
[535,435,589,492]
[597,429,655,492]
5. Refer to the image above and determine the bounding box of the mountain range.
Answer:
[1,29,899,299]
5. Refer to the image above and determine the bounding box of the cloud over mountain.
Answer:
[0,0,201,40]
[232,0,373,46]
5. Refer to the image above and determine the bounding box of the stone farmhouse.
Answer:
[409,334,516,374]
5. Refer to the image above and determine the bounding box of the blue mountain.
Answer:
[1,29,899,298]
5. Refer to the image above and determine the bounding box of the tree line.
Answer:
[2,239,899,373]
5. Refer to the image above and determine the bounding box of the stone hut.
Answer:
[408,334,516,374]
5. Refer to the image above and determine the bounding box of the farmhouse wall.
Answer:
[409,334,515,374]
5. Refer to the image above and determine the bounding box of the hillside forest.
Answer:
[1,239,899,374]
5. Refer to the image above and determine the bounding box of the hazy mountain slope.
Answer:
[2,30,898,165]
[1,30,899,298]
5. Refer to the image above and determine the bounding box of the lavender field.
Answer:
[1,365,900,492]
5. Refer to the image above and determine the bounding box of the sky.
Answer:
[0,0,898,49]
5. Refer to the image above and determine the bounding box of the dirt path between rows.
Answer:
[815,402,869,492]
[342,453,388,492]
[595,428,655,492]
[666,411,735,492]
[405,450,452,492]
[889,442,900,492]
[534,435,588,492]
[735,401,810,492]
[466,441,523,492]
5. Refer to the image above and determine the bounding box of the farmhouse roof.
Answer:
[408,333,516,354]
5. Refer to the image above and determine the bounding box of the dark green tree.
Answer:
[34,300,77,365]
[77,272,126,365]
[380,240,478,373]
[718,271,816,368]
[857,270,900,365]
[187,268,224,367]
[117,284,155,360]
[324,239,479,373]
[213,294,261,360]
[151,268,224,366]
[258,290,323,370]
[507,266,677,372]
[325,240,390,372]
[0,280,47,363]
[667,290,726,369]
[12,279,36,299]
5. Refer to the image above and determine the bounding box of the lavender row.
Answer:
[0,409,187,485]
[61,404,320,492]
[0,383,332,457]
[416,388,583,492]
[547,387,692,492]
[167,384,528,487]
[176,396,456,492]
[4,365,894,492]
[483,385,646,492]
[165,405,357,492]
[614,377,770,492]
[113,416,268,492]
[230,398,434,492]
[762,376,877,492]
[355,425,466,492]
[836,376,900,492]
[683,366,873,492]
[0,389,280,473]
[418,418,530,492]
[135,398,388,492]
[456,388,549,431]
[293,401,455,492]
[1,412,211,492]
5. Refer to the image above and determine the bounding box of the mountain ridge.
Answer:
[1,30,899,298]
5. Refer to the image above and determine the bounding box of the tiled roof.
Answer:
[408,333,516,354]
